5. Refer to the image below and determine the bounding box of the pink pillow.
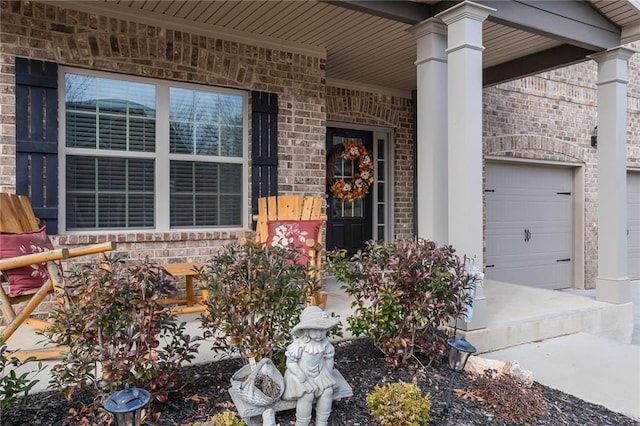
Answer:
[0,227,54,295]
[266,220,323,265]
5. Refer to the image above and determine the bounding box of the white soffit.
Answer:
[42,0,328,58]
[35,1,640,92]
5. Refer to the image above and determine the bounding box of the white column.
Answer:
[409,19,448,244]
[437,1,494,331]
[591,47,636,304]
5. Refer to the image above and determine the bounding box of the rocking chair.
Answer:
[0,193,115,349]
[253,194,328,308]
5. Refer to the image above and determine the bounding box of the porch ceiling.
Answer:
[52,0,640,96]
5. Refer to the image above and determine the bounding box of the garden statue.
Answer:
[282,306,340,426]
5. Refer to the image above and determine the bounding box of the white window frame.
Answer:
[58,67,249,234]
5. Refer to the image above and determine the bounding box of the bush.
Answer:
[198,240,323,366]
[0,345,44,408]
[43,254,200,412]
[472,369,549,425]
[366,378,432,425]
[328,239,472,366]
[211,410,246,426]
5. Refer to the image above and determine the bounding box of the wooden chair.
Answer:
[0,193,115,348]
[253,194,328,308]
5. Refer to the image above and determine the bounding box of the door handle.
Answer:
[524,228,531,242]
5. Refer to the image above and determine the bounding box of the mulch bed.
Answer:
[1,338,638,425]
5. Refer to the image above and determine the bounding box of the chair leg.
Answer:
[0,284,17,323]
[0,280,53,344]
[47,262,69,310]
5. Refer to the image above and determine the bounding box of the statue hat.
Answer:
[291,306,340,337]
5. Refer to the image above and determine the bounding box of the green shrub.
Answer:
[0,345,44,408]
[198,240,324,366]
[43,254,200,407]
[211,410,246,426]
[472,369,549,425]
[366,378,432,425]
[328,239,471,366]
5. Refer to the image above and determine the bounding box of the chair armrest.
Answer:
[305,238,322,252]
[0,248,70,271]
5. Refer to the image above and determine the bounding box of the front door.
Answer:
[326,128,373,256]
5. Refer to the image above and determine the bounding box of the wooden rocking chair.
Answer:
[253,194,328,308]
[0,193,115,348]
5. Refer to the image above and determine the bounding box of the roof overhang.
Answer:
[37,0,640,92]
[328,0,634,86]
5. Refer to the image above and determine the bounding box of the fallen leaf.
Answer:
[453,388,484,402]
[215,400,235,409]
[185,394,209,403]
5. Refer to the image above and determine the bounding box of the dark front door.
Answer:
[326,128,373,256]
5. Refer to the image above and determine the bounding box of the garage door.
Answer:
[485,162,573,290]
[629,171,640,280]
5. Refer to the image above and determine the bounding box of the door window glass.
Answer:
[330,135,364,218]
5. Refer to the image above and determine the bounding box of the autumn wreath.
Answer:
[327,141,374,202]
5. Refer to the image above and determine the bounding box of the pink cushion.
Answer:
[266,220,323,265]
[0,227,54,295]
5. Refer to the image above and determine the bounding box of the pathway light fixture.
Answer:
[443,337,477,415]
[103,384,151,426]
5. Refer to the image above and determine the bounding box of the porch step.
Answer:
[461,281,634,354]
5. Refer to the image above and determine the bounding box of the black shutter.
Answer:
[15,58,59,233]
[251,91,278,217]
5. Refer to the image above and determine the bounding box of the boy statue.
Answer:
[282,306,340,426]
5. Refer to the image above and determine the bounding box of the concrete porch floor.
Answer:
[461,280,634,354]
[3,277,639,419]
[323,277,635,351]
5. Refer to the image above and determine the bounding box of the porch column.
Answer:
[591,47,636,304]
[437,1,494,331]
[410,19,448,244]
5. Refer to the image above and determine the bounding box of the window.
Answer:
[62,70,246,231]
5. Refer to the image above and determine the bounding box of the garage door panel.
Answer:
[487,198,527,222]
[488,263,570,289]
[486,163,574,289]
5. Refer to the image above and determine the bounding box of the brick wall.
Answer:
[0,2,418,319]
[483,42,640,288]
[0,1,326,267]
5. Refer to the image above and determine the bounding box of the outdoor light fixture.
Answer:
[443,337,477,415]
[103,385,151,426]
[591,126,598,148]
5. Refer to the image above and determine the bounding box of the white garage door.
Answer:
[486,162,573,290]
[629,171,640,280]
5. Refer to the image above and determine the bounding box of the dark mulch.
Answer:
[1,338,638,425]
